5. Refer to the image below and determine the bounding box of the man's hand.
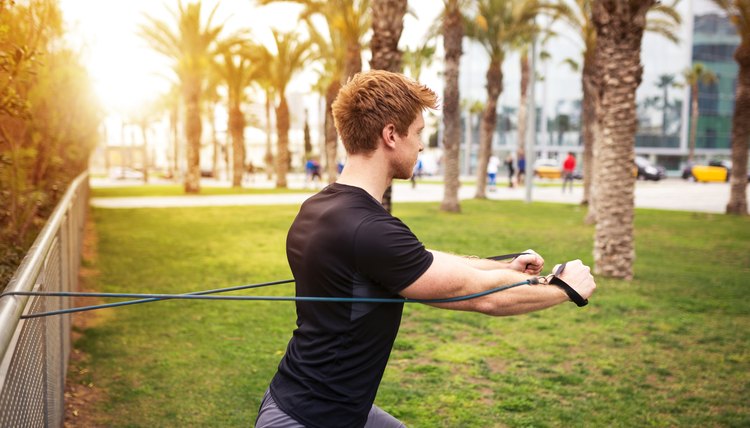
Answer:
[552,260,596,300]
[508,249,544,275]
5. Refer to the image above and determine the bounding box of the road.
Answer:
[90,176,746,214]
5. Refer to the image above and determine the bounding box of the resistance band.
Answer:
[2,252,585,319]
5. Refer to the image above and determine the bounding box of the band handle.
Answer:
[550,262,588,307]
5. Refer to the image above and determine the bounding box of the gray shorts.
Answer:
[255,389,406,428]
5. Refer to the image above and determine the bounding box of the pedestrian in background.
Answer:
[505,154,515,188]
[487,154,500,191]
[562,152,576,193]
[516,152,526,187]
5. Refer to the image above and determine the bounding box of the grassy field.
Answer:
[69,200,750,427]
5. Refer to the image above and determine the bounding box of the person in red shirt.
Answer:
[562,152,576,193]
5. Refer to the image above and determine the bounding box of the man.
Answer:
[562,152,577,193]
[256,70,596,428]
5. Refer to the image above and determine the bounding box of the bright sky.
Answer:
[59,0,722,123]
[59,0,439,115]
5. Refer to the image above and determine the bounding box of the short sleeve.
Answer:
[353,216,434,294]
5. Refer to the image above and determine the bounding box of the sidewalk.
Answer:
[90,176,744,214]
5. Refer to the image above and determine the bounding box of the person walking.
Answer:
[562,152,577,193]
[255,70,596,428]
[517,152,526,186]
[487,154,500,191]
[504,154,515,188]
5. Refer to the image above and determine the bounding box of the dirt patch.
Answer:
[64,211,108,428]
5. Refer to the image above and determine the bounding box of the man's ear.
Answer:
[381,123,398,150]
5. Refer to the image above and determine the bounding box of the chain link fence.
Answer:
[0,172,89,427]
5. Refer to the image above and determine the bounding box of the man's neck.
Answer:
[336,152,392,202]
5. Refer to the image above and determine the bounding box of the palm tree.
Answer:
[306,20,345,183]
[370,0,407,212]
[683,63,718,165]
[248,47,276,181]
[711,0,749,215]
[591,0,669,279]
[204,71,222,178]
[140,1,233,193]
[263,0,370,183]
[553,0,680,213]
[214,41,263,187]
[267,29,312,188]
[440,0,465,213]
[465,0,544,199]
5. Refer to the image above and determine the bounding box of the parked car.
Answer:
[635,157,666,181]
[533,158,561,179]
[683,160,750,182]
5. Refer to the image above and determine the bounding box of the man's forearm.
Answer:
[429,250,511,271]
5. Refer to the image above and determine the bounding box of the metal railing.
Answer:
[0,172,89,427]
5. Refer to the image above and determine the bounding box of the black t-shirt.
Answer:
[269,183,434,428]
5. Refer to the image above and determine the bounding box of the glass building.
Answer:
[691,13,739,151]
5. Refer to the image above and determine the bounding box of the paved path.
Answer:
[90,177,746,214]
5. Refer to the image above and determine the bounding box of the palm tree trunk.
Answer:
[592,0,653,279]
[476,60,502,199]
[370,0,407,72]
[582,52,597,210]
[325,80,341,184]
[265,90,274,181]
[726,40,750,215]
[440,1,463,213]
[209,104,219,179]
[229,103,245,187]
[275,96,290,188]
[688,83,699,164]
[183,77,202,194]
[370,0,407,212]
[170,103,178,180]
[517,51,529,162]
[345,43,363,79]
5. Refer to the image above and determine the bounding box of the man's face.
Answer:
[393,113,425,180]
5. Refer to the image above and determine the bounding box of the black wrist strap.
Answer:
[549,276,588,307]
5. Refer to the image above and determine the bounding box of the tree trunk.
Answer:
[183,77,202,194]
[726,39,750,215]
[170,103,178,180]
[370,0,407,212]
[275,96,290,188]
[325,80,341,184]
[369,0,407,72]
[209,104,219,179]
[229,103,245,187]
[517,51,529,161]
[581,51,597,209]
[345,42,363,80]
[591,0,653,279]
[265,90,274,181]
[475,59,503,199]
[440,1,463,213]
[688,83,698,164]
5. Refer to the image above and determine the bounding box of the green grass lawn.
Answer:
[91,184,315,198]
[71,201,750,427]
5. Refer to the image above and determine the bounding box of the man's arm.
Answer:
[399,251,595,316]
[433,249,544,275]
